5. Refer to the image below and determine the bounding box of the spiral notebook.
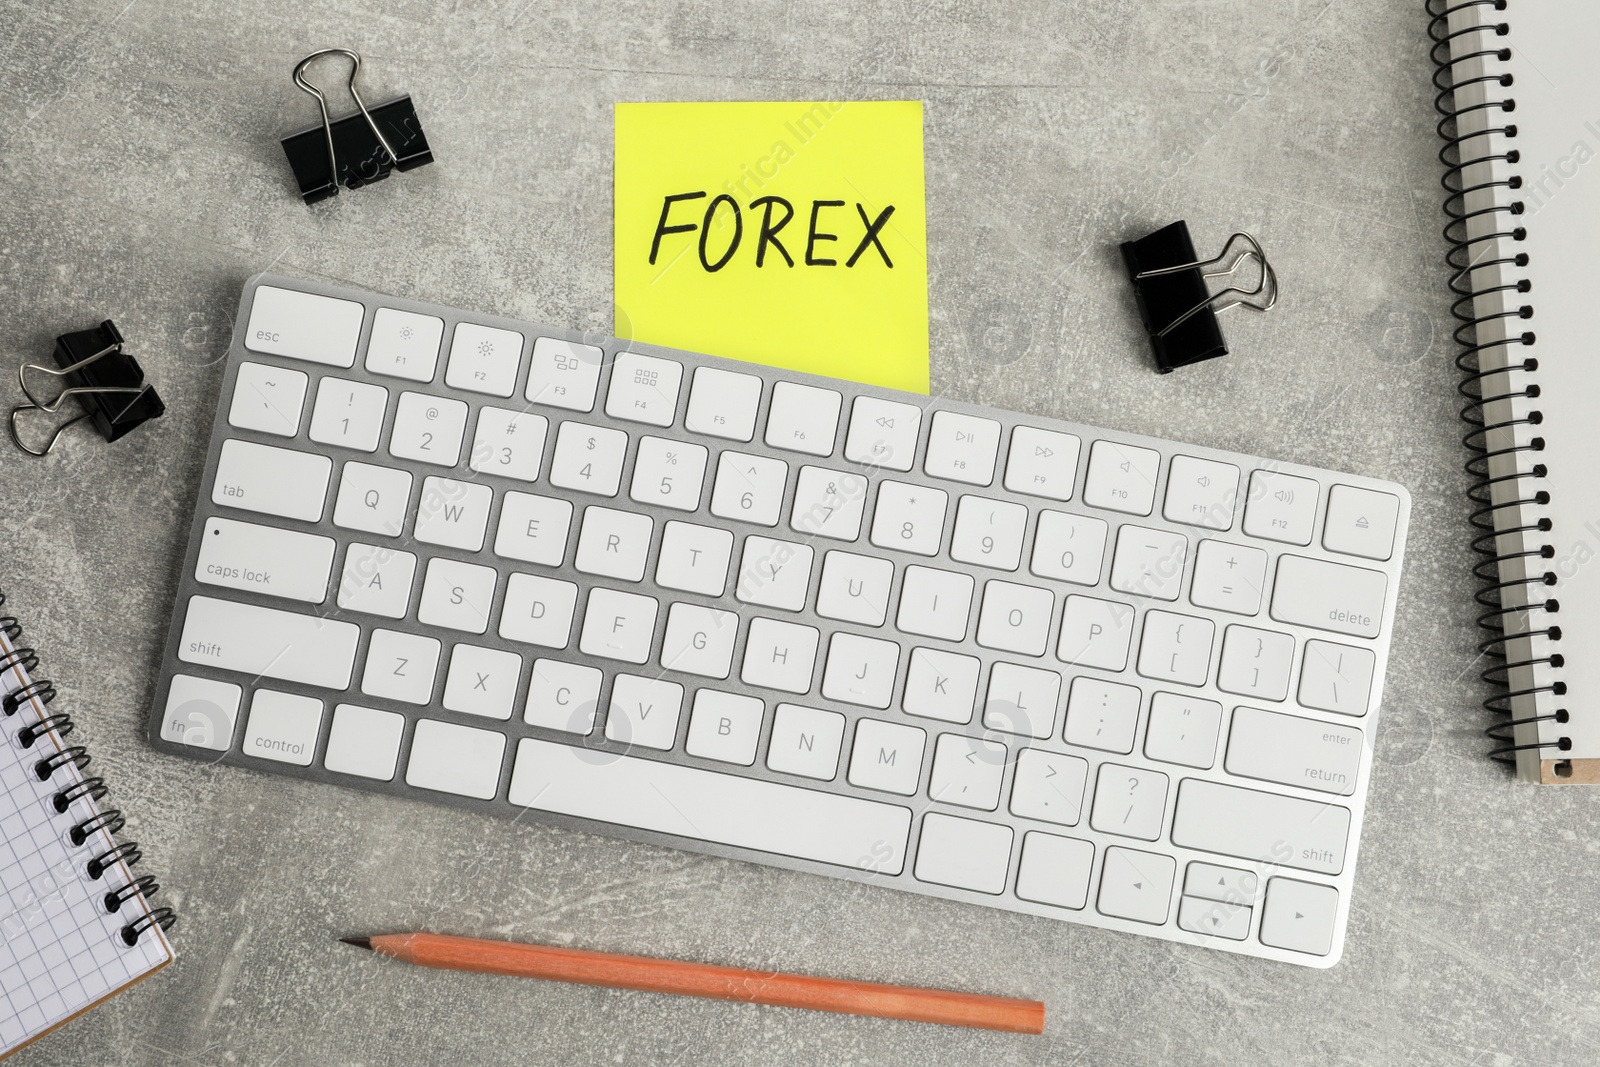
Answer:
[0,604,173,1058]
[1432,1,1600,782]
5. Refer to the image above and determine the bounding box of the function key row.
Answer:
[243,285,1401,559]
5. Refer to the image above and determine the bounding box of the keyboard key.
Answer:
[765,381,842,455]
[1270,555,1387,639]
[1096,846,1175,924]
[414,477,493,551]
[684,366,761,441]
[1189,539,1268,616]
[605,674,684,750]
[178,595,358,689]
[247,691,323,767]
[767,703,847,780]
[821,633,899,709]
[736,536,814,611]
[1298,640,1376,716]
[405,718,506,800]
[548,421,629,497]
[976,580,1053,656]
[629,436,708,511]
[196,516,334,604]
[924,411,1001,486]
[1109,525,1189,601]
[844,395,921,470]
[524,659,602,732]
[469,407,549,482]
[1016,832,1094,909]
[1162,455,1240,530]
[914,813,1012,894]
[790,467,868,540]
[1064,676,1142,753]
[1135,610,1215,686]
[578,588,658,663]
[213,439,332,522]
[228,361,307,437]
[365,307,444,382]
[605,352,683,427]
[870,481,948,556]
[848,718,926,795]
[1217,624,1295,700]
[895,566,974,641]
[446,322,523,397]
[362,628,442,704]
[950,496,1027,571]
[336,542,417,619]
[1177,897,1251,941]
[509,738,910,873]
[442,644,523,721]
[983,662,1060,739]
[1322,484,1401,561]
[1143,692,1222,769]
[389,391,469,467]
[1242,470,1318,545]
[740,618,819,692]
[526,337,603,412]
[1009,750,1089,826]
[655,521,734,596]
[308,376,389,452]
[710,451,789,526]
[902,647,980,724]
[418,558,498,634]
[1226,707,1362,796]
[1171,779,1350,875]
[815,551,894,626]
[498,574,577,648]
[158,674,241,751]
[493,492,573,566]
[685,690,764,765]
[1029,511,1108,586]
[1259,878,1339,956]
[929,733,1006,810]
[1184,862,1259,904]
[1083,440,1160,515]
[244,285,362,367]
[1057,595,1134,670]
[324,703,405,780]
[575,506,654,582]
[333,461,413,537]
[1004,426,1081,500]
[660,603,739,678]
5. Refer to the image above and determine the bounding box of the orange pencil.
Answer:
[342,932,1044,1035]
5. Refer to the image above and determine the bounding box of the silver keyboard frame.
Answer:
[150,273,1411,968]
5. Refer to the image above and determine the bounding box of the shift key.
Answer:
[213,439,332,522]
[1171,779,1349,875]
[178,595,359,689]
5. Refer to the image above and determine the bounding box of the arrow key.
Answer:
[1177,896,1251,940]
[1259,877,1340,956]
[1096,845,1175,925]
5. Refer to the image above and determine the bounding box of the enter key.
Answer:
[1225,707,1362,796]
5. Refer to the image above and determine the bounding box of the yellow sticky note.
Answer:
[614,101,929,393]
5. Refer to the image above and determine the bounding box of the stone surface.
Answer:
[1,0,1593,1063]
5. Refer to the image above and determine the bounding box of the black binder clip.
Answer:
[1120,221,1278,373]
[8,321,165,457]
[280,48,432,204]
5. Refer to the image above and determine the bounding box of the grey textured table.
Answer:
[2,0,1594,1063]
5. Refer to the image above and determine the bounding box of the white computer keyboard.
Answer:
[151,274,1409,968]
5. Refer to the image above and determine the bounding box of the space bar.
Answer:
[508,739,912,875]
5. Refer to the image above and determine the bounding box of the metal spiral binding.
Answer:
[1429,0,1569,767]
[0,589,175,946]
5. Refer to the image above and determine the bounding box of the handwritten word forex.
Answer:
[615,101,928,392]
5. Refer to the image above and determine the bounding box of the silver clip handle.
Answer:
[291,49,401,193]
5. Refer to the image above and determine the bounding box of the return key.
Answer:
[1225,707,1362,796]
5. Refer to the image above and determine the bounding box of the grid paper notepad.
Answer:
[0,629,171,1058]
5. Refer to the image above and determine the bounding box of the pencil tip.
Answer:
[339,937,372,950]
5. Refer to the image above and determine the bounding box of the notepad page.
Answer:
[0,633,170,1056]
